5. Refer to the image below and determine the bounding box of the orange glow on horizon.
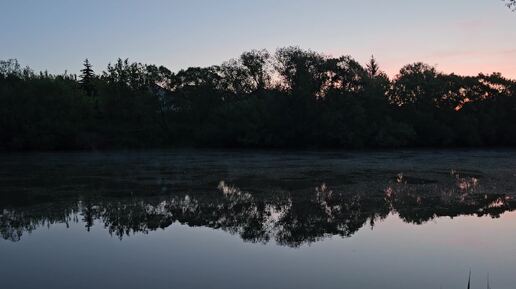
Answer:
[325,48,516,80]
[385,50,516,80]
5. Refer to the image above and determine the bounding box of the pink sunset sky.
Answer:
[1,0,515,79]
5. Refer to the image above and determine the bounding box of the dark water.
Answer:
[1,150,516,289]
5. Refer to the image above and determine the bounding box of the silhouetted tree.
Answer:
[79,58,95,96]
[366,55,380,78]
[240,49,271,92]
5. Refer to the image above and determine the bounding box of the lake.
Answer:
[1,150,516,289]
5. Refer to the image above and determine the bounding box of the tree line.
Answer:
[1,47,515,150]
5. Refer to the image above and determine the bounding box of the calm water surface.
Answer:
[1,150,516,289]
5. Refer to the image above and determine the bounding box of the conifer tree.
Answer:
[366,55,380,78]
[79,59,95,96]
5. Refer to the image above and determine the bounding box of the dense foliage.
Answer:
[1,47,516,150]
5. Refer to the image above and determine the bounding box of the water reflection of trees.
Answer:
[1,176,514,246]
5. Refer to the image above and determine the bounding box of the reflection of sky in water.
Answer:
[1,150,516,288]
[2,211,516,289]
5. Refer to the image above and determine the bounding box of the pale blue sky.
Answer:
[1,0,515,78]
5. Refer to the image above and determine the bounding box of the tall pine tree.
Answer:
[79,59,95,96]
[366,55,380,78]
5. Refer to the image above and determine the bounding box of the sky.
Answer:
[1,0,515,78]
